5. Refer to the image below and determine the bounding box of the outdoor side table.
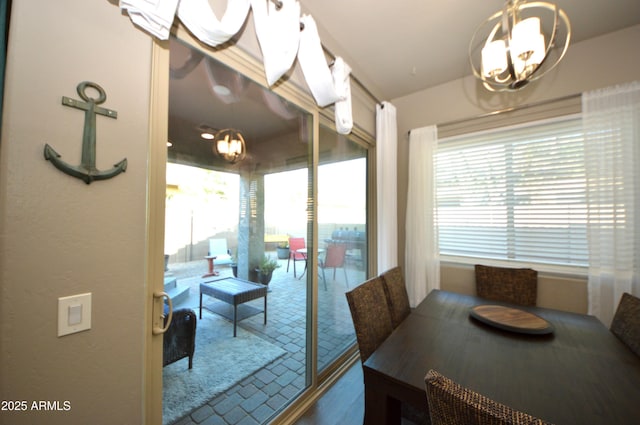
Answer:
[199,277,267,337]
[295,248,325,279]
[202,255,219,277]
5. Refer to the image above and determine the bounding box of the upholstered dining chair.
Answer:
[348,277,430,424]
[287,237,306,277]
[319,243,348,290]
[474,264,538,306]
[610,292,640,358]
[424,370,554,425]
[380,266,411,329]
[345,276,394,363]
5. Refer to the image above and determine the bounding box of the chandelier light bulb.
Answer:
[216,139,229,154]
[213,129,246,164]
[482,40,508,78]
[510,17,542,62]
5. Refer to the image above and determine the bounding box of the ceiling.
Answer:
[169,38,309,172]
[167,0,640,171]
[169,39,362,173]
[301,0,640,99]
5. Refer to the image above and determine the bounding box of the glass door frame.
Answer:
[314,112,377,384]
[146,24,377,424]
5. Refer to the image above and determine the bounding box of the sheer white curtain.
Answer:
[405,125,440,306]
[583,81,640,326]
[376,102,398,273]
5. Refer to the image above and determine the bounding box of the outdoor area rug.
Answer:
[162,310,286,424]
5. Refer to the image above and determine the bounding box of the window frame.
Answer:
[436,113,589,277]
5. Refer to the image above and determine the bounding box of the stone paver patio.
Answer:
[165,254,365,425]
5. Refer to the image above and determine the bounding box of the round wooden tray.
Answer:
[470,305,554,335]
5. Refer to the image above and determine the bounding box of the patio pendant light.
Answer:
[469,0,571,92]
[213,128,246,164]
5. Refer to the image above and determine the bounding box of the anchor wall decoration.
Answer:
[44,81,127,184]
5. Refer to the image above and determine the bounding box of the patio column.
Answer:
[237,170,265,282]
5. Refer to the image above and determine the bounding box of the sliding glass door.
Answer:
[316,125,369,373]
[161,36,372,424]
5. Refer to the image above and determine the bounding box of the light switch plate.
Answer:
[58,293,92,337]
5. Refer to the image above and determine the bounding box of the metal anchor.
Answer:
[44,81,127,184]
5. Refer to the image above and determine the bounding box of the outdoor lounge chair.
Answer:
[208,238,232,265]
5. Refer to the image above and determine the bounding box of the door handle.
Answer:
[152,291,173,335]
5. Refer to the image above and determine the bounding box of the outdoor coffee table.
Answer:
[199,277,268,337]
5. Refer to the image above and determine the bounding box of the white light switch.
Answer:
[68,304,82,325]
[58,293,92,337]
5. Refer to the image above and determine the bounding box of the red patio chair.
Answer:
[287,237,306,277]
[319,243,348,290]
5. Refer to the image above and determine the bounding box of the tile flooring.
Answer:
[165,255,365,425]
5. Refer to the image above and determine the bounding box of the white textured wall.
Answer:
[393,25,640,312]
[0,1,152,423]
[2,3,637,423]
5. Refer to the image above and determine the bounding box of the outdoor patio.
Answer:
[164,253,366,425]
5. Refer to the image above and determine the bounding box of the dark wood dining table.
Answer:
[362,289,640,425]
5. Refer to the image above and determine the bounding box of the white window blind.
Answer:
[436,114,588,267]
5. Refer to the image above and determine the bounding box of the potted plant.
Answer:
[255,254,280,285]
[276,241,290,259]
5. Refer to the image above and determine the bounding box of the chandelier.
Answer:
[212,129,246,164]
[469,0,571,92]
